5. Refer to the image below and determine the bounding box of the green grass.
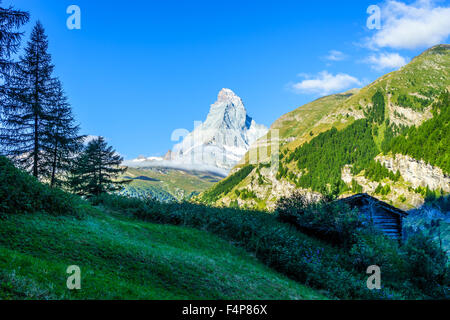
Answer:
[0,208,324,300]
[273,90,357,143]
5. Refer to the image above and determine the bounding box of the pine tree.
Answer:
[41,79,84,187]
[0,21,55,178]
[0,1,29,75]
[0,2,29,147]
[69,137,128,197]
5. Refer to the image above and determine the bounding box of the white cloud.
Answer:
[369,0,450,49]
[83,135,101,144]
[291,71,362,95]
[122,159,228,177]
[325,50,346,61]
[365,52,409,70]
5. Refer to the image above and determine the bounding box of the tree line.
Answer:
[289,119,379,197]
[0,2,127,197]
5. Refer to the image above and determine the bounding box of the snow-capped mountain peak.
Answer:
[171,88,268,171]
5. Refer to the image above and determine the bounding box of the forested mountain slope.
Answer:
[199,45,450,211]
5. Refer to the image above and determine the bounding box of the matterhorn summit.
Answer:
[170,88,268,171]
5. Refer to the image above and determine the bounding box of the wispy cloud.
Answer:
[122,159,228,177]
[368,0,450,50]
[290,71,362,96]
[365,52,409,70]
[325,50,346,61]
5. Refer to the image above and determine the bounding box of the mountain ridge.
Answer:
[199,44,450,211]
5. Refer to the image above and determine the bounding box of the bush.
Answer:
[403,233,449,298]
[276,192,365,249]
[0,156,81,216]
[275,191,449,299]
[348,232,407,291]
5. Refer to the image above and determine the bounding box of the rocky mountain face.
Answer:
[163,150,172,161]
[199,45,450,211]
[170,88,268,171]
[376,154,450,193]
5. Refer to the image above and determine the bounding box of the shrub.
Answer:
[276,192,365,249]
[0,156,81,216]
[402,232,449,298]
[275,191,449,299]
[348,231,407,292]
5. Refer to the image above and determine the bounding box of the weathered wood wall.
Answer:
[339,194,406,241]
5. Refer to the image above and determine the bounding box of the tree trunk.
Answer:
[50,139,58,187]
[33,51,40,178]
[33,113,39,178]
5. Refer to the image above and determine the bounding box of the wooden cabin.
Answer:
[338,193,408,241]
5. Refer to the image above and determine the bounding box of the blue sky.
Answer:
[6,0,450,159]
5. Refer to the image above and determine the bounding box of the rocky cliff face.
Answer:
[171,89,268,171]
[340,164,424,209]
[216,164,321,211]
[376,154,450,193]
[339,153,450,210]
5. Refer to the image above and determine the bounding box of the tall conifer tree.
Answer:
[69,137,128,197]
[0,1,29,76]
[0,21,55,178]
[42,79,84,187]
[0,1,29,146]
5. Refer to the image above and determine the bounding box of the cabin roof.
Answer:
[339,193,408,217]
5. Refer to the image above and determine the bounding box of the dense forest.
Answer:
[284,89,449,197]
[287,118,378,196]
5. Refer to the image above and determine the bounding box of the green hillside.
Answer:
[208,45,450,211]
[1,156,448,300]
[0,210,322,300]
[0,156,321,300]
[272,89,360,150]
